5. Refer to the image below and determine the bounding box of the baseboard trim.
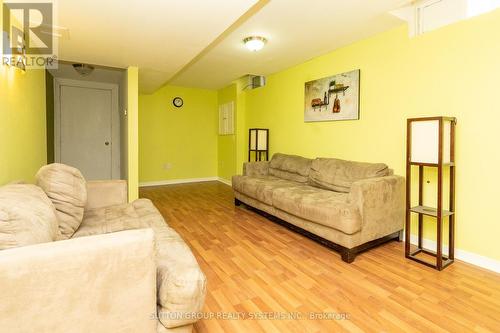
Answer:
[217,177,232,186]
[139,177,218,187]
[410,235,500,273]
[139,177,233,187]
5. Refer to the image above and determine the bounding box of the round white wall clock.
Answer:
[173,97,183,108]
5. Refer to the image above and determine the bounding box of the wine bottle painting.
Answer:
[304,69,360,122]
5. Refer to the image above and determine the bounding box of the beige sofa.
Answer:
[0,164,206,333]
[232,153,405,262]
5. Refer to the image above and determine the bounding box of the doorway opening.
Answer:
[46,62,127,180]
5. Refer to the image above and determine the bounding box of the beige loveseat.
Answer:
[232,154,405,262]
[0,164,206,333]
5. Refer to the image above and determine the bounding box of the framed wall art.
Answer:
[304,69,360,122]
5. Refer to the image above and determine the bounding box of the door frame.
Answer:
[54,78,120,179]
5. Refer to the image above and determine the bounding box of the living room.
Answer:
[1,0,500,332]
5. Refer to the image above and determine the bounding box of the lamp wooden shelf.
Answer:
[409,162,455,167]
[409,206,454,218]
[405,116,457,271]
[248,128,269,161]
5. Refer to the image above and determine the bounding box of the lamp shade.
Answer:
[249,129,268,150]
[409,118,454,164]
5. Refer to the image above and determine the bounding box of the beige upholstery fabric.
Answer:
[0,229,157,333]
[157,323,193,333]
[0,184,60,250]
[243,161,269,177]
[309,158,389,193]
[36,163,87,239]
[269,153,312,183]
[155,233,206,328]
[1,163,205,331]
[234,191,278,216]
[234,154,404,251]
[232,175,298,205]
[349,176,405,242]
[74,199,166,237]
[272,185,361,235]
[85,180,128,210]
[73,199,207,329]
[235,191,360,248]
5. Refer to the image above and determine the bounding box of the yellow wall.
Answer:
[0,66,47,184]
[217,84,237,182]
[234,79,248,175]
[1,2,47,184]
[45,70,55,163]
[217,78,249,181]
[243,10,500,261]
[139,85,218,182]
[126,67,139,201]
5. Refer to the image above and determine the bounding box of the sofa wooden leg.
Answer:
[341,249,356,263]
[234,198,242,206]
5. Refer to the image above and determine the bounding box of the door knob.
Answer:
[105,141,110,146]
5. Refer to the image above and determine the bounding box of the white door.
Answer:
[58,84,113,180]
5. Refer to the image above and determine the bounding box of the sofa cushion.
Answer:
[272,185,362,235]
[73,199,206,328]
[269,153,312,183]
[36,163,87,239]
[232,175,298,205]
[73,199,153,237]
[309,158,389,193]
[0,184,59,250]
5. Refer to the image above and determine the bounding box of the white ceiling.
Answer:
[56,0,259,93]
[170,0,409,89]
[57,0,409,93]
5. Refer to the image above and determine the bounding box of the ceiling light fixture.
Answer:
[72,63,94,76]
[243,36,267,52]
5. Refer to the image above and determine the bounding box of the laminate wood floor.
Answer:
[140,181,500,333]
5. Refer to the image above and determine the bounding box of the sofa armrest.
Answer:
[86,180,128,210]
[243,161,269,177]
[0,229,157,333]
[348,175,405,237]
